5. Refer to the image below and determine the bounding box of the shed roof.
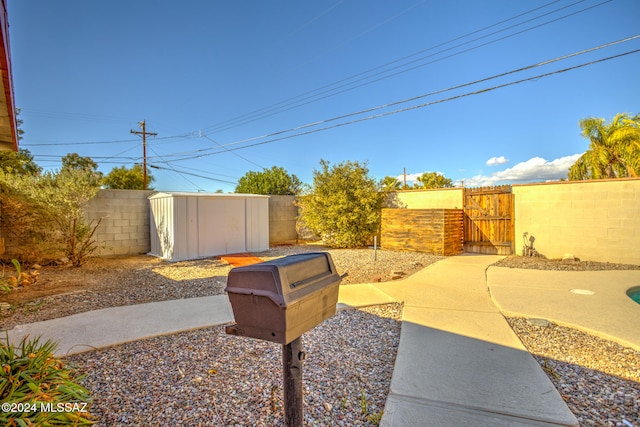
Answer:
[148,191,270,200]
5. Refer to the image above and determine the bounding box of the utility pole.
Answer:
[130,120,157,190]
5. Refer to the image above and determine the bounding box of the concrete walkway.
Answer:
[348,255,579,426]
[5,296,234,356]
[488,267,640,351]
[5,254,639,425]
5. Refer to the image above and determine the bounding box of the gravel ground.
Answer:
[497,256,640,427]
[3,249,639,425]
[508,317,639,427]
[67,303,403,426]
[493,255,640,271]
[0,246,440,330]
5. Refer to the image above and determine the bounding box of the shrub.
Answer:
[298,159,390,248]
[0,167,102,266]
[0,335,95,425]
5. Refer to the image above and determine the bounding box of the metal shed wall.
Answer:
[149,192,269,261]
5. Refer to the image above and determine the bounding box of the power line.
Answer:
[147,145,204,191]
[33,154,140,162]
[165,47,640,162]
[23,134,190,147]
[164,164,239,180]
[30,35,636,171]
[201,134,264,169]
[149,164,237,185]
[20,0,611,161]
[199,0,608,135]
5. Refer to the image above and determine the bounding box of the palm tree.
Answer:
[416,172,454,188]
[380,176,402,190]
[569,113,640,180]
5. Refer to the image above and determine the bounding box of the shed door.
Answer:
[198,198,246,255]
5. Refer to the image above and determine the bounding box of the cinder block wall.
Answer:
[396,188,463,209]
[269,195,298,244]
[513,179,640,264]
[85,189,154,256]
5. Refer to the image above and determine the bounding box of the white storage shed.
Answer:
[148,192,269,261]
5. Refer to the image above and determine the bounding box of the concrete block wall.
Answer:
[85,189,154,256]
[513,179,640,265]
[2,189,301,258]
[269,195,298,244]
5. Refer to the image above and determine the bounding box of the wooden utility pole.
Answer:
[130,120,157,190]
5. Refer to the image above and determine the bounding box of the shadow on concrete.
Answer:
[382,321,579,427]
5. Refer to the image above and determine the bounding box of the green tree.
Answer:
[103,164,154,190]
[415,171,454,188]
[298,159,389,248]
[0,148,41,176]
[61,152,98,171]
[569,113,640,180]
[61,152,103,184]
[235,166,301,195]
[16,107,25,142]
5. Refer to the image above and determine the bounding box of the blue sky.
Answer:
[9,0,640,192]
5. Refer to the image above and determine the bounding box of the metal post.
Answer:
[283,337,304,427]
[374,235,377,261]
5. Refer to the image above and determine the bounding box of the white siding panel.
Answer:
[245,197,269,251]
[149,194,175,259]
[186,196,200,260]
[148,192,269,261]
[198,197,246,255]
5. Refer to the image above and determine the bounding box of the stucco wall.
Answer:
[389,179,640,264]
[513,179,640,264]
[395,188,463,209]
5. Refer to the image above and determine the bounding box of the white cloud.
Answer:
[486,156,508,166]
[460,154,582,187]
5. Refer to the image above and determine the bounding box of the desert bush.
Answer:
[0,167,102,266]
[298,159,391,248]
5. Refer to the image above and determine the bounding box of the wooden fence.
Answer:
[463,186,514,255]
[380,208,464,256]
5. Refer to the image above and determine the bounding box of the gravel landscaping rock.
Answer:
[0,246,441,330]
[2,247,638,425]
[493,255,640,271]
[67,303,403,426]
[508,317,639,427]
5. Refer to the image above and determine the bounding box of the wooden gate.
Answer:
[464,186,514,255]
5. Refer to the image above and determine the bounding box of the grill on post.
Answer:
[224,252,342,426]
[225,252,341,344]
